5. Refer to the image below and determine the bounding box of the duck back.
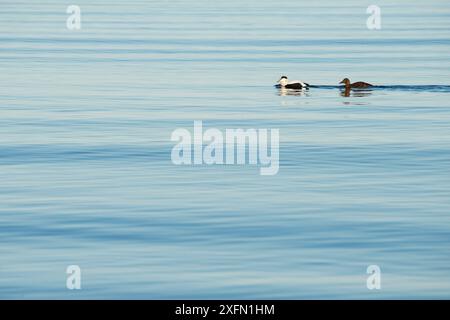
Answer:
[351,81,372,88]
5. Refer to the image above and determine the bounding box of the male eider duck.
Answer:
[339,78,372,89]
[276,76,309,89]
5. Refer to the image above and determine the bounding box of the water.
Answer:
[1,0,450,299]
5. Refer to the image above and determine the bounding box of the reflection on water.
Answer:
[340,87,373,97]
[277,87,310,97]
[277,86,374,98]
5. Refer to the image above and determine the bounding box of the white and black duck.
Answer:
[275,76,309,89]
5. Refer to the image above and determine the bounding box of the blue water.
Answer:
[1,0,450,299]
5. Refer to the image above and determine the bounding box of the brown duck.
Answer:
[339,78,372,89]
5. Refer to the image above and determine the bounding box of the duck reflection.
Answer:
[340,87,373,97]
[278,87,310,97]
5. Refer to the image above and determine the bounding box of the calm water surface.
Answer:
[1,0,450,298]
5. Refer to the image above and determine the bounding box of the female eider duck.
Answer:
[339,78,372,89]
[276,76,309,89]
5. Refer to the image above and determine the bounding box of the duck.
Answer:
[339,78,372,89]
[276,76,309,89]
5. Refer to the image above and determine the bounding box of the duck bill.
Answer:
[339,80,345,84]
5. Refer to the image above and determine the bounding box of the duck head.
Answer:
[277,76,288,86]
[339,78,351,86]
